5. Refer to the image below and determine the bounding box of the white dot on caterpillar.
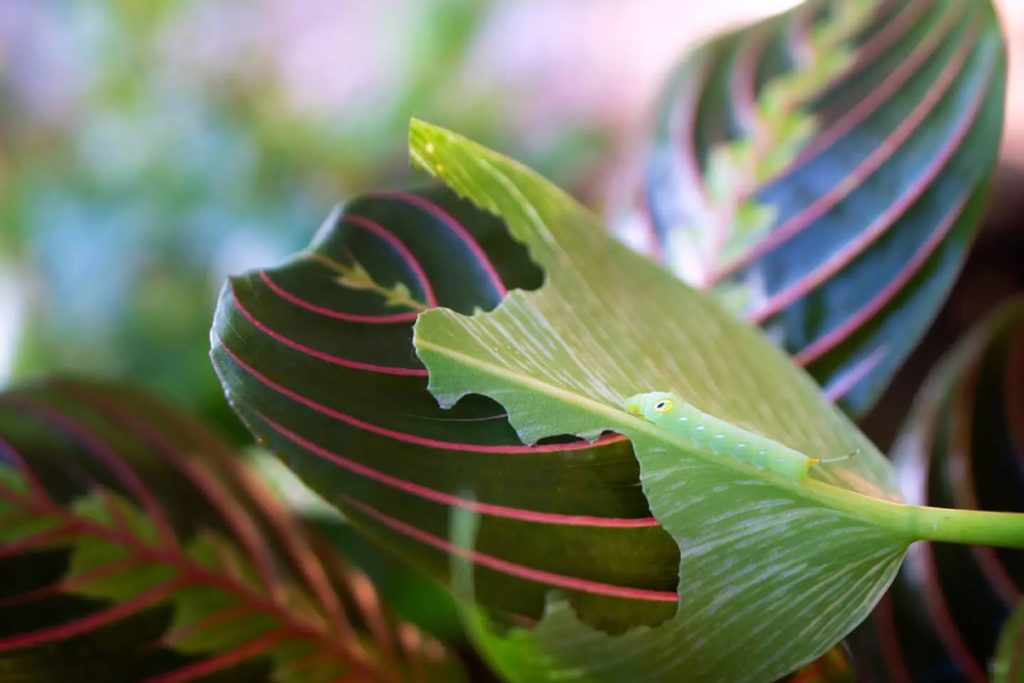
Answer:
[696,425,705,431]
[678,416,688,422]
[737,444,746,448]
[714,434,724,440]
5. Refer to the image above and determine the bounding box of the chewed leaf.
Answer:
[211,187,683,633]
[644,0,1005,415]
[411,120,912,682]
[0,378,459,682]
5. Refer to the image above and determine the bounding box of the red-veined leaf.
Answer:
[210,186,682,633]
[410,118,908,683]
[0,378,458,682]
[643,0,1006,415]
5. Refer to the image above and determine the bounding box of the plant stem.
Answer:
[803,478,1024,548]
[904,504,1024,548]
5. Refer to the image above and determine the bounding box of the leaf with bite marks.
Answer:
[411,119,912,683]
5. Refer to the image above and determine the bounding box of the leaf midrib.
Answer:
[413,334,914,536]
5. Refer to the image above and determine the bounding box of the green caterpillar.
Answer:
[625,391,852,483]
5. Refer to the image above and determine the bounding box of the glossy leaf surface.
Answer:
[644,0,1006,415]
[411,120,910,682]
[875,299,1024,682]
[0,379,457,682]
[211,186,682,633]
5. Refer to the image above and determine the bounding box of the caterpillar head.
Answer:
[625,391,677,423]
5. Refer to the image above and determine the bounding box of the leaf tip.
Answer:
[409,118,450,176]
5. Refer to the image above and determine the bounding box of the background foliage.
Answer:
[2,0,1024,681]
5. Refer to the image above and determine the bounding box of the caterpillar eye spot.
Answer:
[654,399,673,413]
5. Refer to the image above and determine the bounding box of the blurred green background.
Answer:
[0,0,656,427]
[3,0,936,431]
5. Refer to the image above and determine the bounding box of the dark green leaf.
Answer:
[210,186,682,633]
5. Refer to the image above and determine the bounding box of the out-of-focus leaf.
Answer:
[249,448,464,641]
[994,600,1024,683]
[777,644,855,683]
[210,185,683,634]
[316,520,465,643]
[0,378,459,682]
[644,0,1006,415]
[877,298,1024,681]
[411,120,912,682]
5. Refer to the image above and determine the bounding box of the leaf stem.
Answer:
[802,478,1024,548]
[903,505,1024,548]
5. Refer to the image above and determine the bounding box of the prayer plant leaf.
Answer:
[0,378,458,683]
[643,0,1006,416]
[410,120,913,683]
[211,186,683,634]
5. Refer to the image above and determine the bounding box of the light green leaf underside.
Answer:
[410,120,912,683]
